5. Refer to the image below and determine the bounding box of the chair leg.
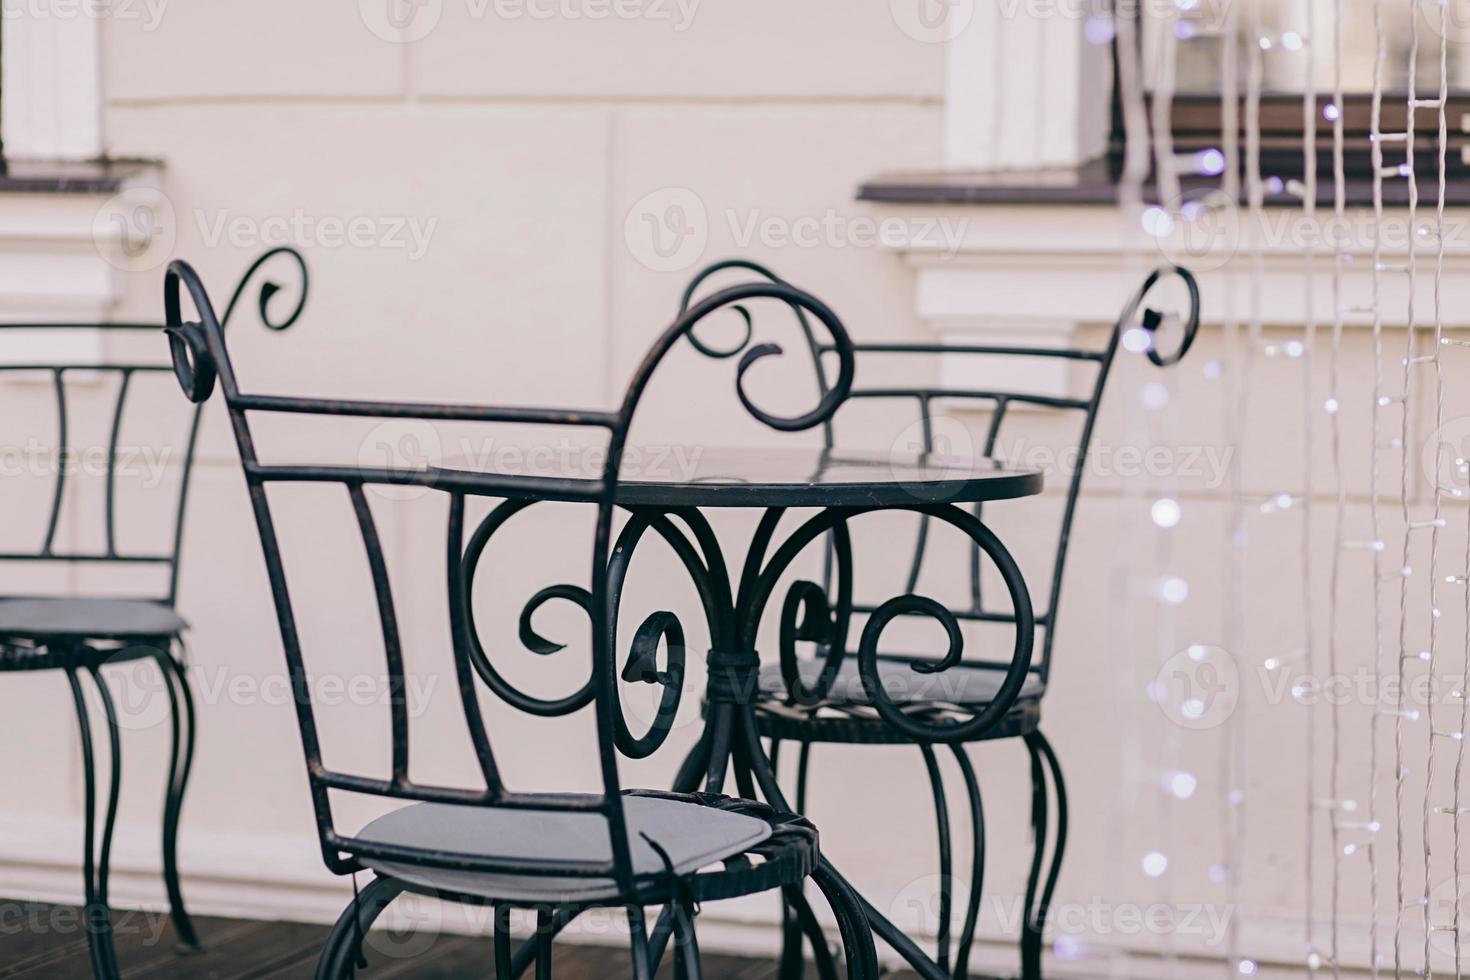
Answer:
[67,666,123,980]
[156,647,200,949]
[1020,731,1068,980]
[919,744,953,973]
[785,886,840,980]
[950,745,986,980]
[808,859,880,980]
[313,876,404,980]
[777,740,812,980]
[671,900,703,980]
[494,905,514,979]
[534,908,553,980]
[626,905,655,980]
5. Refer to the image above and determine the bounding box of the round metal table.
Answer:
[439,444,1044,980]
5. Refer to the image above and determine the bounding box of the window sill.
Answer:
[857,157,1470,208]
[0,158,160,195]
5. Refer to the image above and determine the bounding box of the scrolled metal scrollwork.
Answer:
[460,499,598,717]
[620,271,853,436]
[776,519,852,705]
[164,246,310,405]
[458,502,720,757]
[1125,264,1200,369]
[615,610,688,760]
[222,245,310,333]
[740,503,1034,743]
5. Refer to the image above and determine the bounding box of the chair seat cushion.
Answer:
[0,597,188,642]
[758,654,1045,707]
[355,793,773,904]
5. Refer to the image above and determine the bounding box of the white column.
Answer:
[944,3,1112,170]
[1,1,104,159]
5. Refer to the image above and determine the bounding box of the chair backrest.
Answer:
[0,247,306,606]
[163,258,854,892]
[679,260,1199,685]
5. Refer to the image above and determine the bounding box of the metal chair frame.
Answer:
[162,257,880,979]
[677,259,1200,980]
[0,246,307,979]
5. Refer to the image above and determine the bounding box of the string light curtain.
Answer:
[1113,0,1461,975]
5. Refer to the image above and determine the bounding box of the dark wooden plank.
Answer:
[3,901,949,979]
[124,920,328,980]
[2,904,249,979]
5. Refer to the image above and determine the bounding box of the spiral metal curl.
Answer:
[460,499,598,717]
[777,519,852,705]
[164,247,310,404]
[740,504,1034,744]
[459,502,721,759]
[1125,264,1200,368]
[622,276,853,435]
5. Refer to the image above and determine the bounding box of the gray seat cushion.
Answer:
[355,794,772,903]
[758,655,1045,707]
[0,597,187,641]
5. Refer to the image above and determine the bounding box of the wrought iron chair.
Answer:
[0,247,306,979]
[161,258,880,979]
[679,259,1200,980]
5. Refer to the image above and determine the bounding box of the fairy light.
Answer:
[1104,11,1155,977]
[1218,0,1246,970]
[1416,1,1453,975]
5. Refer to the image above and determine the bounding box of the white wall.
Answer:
[2,4,1462,979]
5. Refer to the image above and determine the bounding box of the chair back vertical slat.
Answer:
[42,369,69,557]
[444,492,504,798]
[104,368,135,558]
[346,482,411,787]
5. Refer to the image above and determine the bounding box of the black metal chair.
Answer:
[0,247,306,979]
[160,257,880,979]
[678,259,1200,980]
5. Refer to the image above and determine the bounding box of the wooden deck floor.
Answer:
[0,902,929,978]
